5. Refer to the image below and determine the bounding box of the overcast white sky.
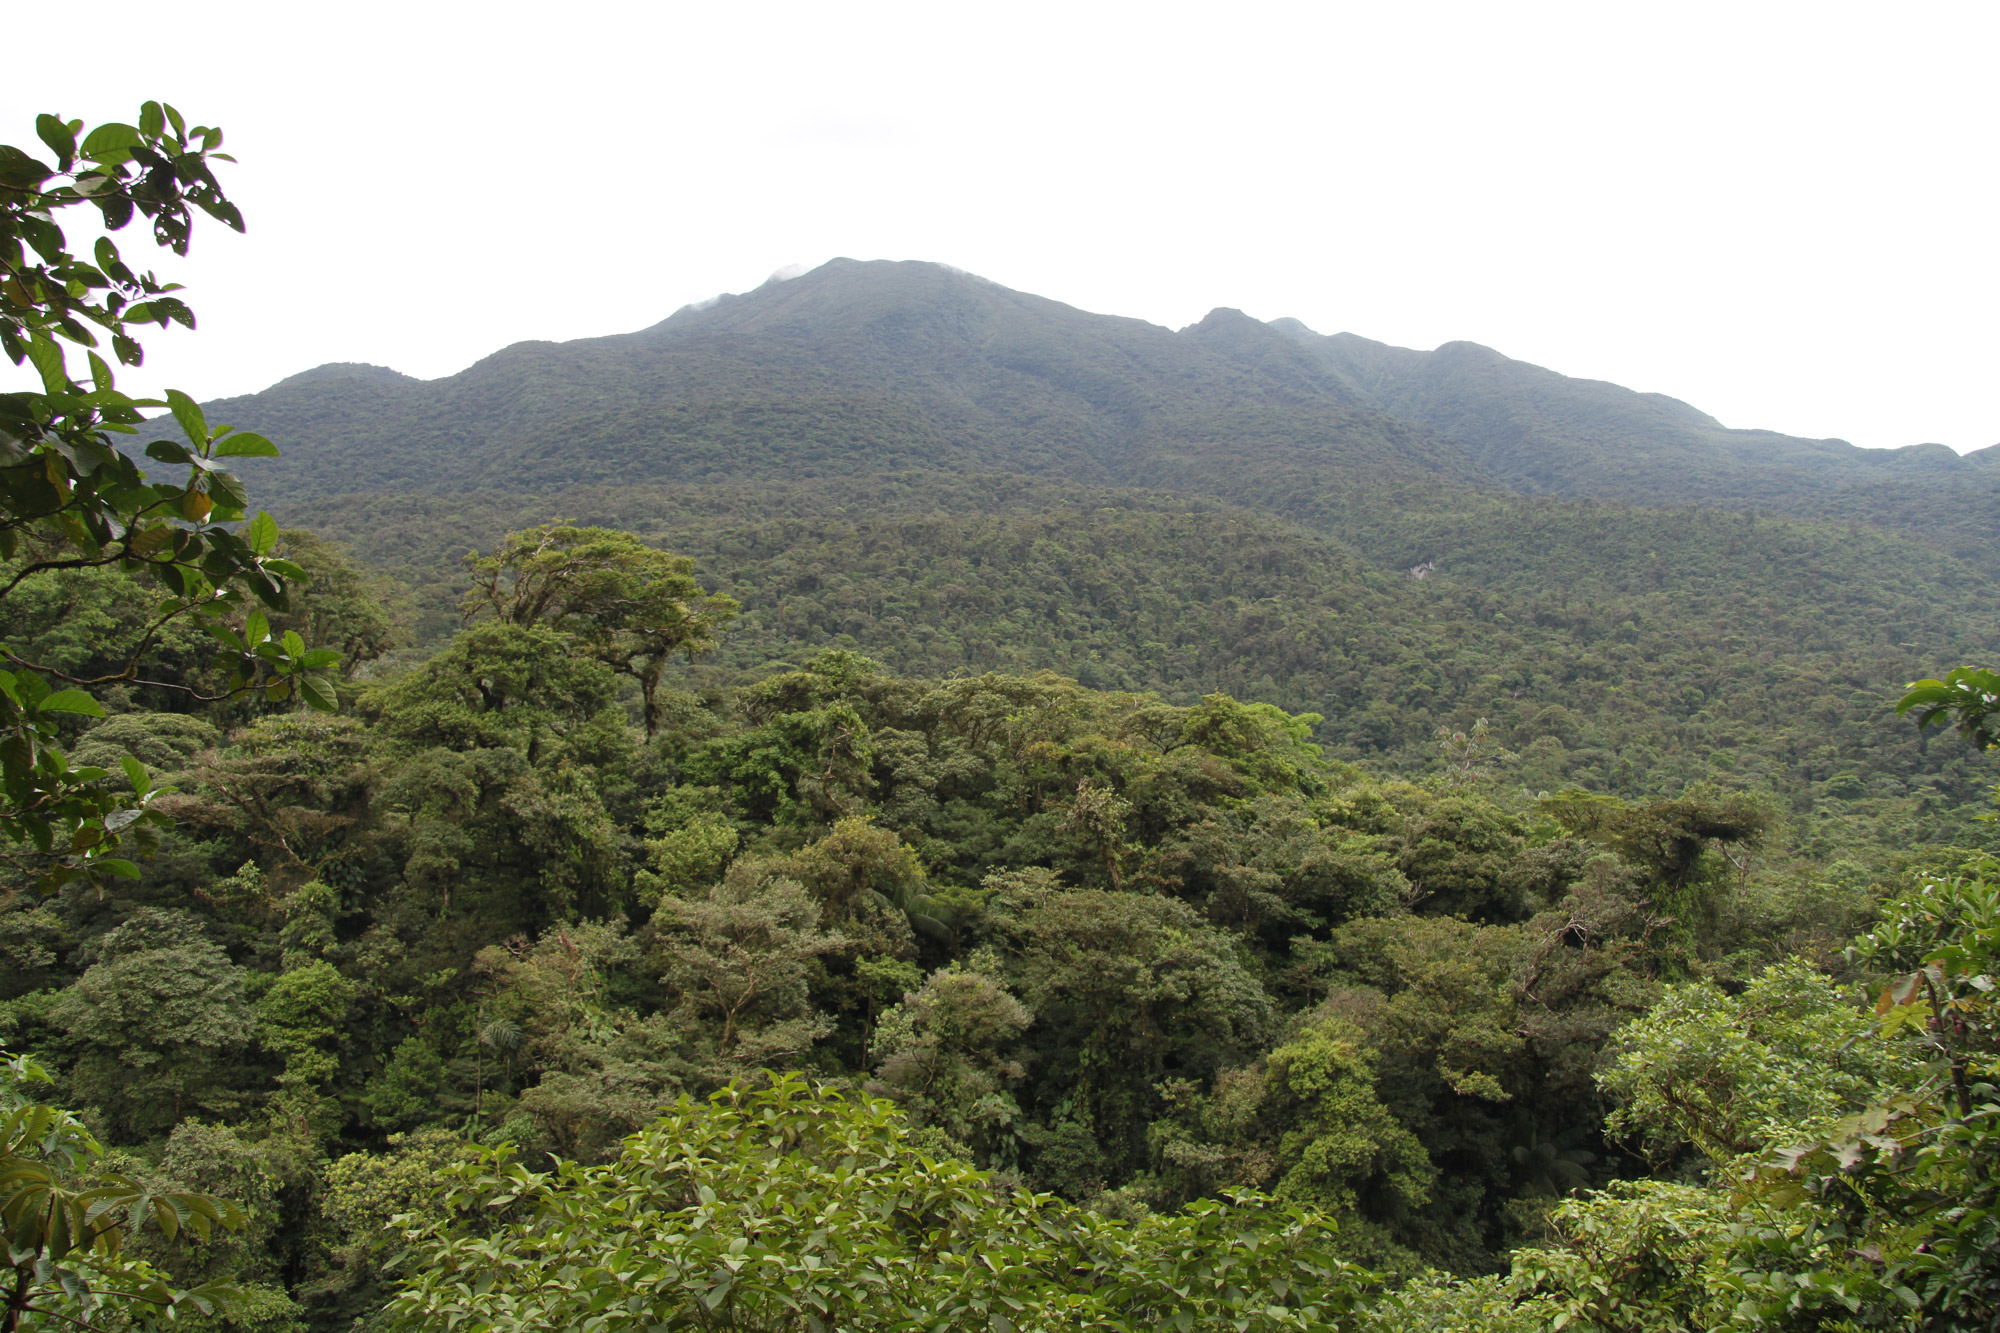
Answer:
[7,0,1996,451]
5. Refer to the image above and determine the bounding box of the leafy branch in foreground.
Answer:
[1728,863,2000,1329]
[389,1073,1375,1333]
[0,1053,245,1333]
[0,102,338,890]
[1900,666,2000,754]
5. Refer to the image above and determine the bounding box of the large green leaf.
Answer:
[213,432,279,459]
[37,690,105,717]
[298,675,339,713]
[79,121,144,156]
[164,389,209,448]
[0,143,54,188]
[34,115,76,168]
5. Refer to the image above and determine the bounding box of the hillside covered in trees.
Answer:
[3,530,1996,1328]
[283,474,1999,850]
[7,124,2000,1333]
[125,259,2000,861]
[140,258,2000,557]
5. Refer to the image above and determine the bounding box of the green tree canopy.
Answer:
[464,523,737,737]
[388,1075,1373,1333]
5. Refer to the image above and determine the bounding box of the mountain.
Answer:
[125,257,1998,824]
[1252,317,1998,504]
[156,259,1472,509]
[154,257,1997,562]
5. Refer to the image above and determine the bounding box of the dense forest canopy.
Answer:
[3,105,1997,1332]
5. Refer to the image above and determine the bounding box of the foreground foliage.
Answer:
[0,101,334,894]
[391,1075,1371,1333]
[1475,855,2000,1331]
[0,1052,243,1331]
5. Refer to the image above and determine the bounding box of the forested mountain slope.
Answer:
[277,474,2000,859]
[156,258,1991,518]
[138,257,2000,838]
[151,259,1473,505]
[1252,315,1999,500]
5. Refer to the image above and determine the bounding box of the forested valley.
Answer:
[1,104,1997,1333]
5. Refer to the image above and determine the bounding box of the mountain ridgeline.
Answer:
[141,258,1999,830]
[160,258,1997,507]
